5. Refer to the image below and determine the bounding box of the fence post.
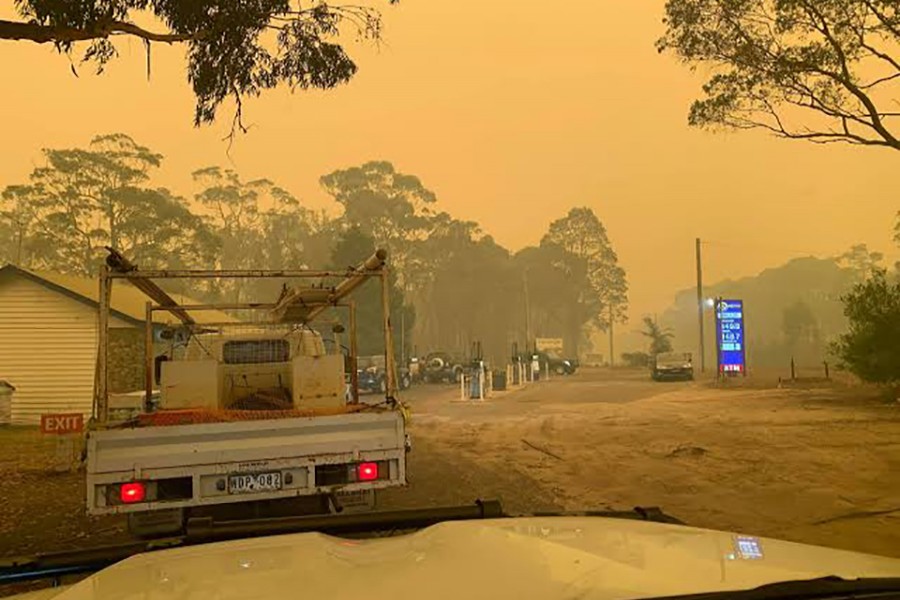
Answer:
[790,357,796,381]
[824,361,830,380]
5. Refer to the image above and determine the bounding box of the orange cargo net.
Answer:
[134,404,380,427]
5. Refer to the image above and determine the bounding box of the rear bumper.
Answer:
[86,412,407,516]
[87,456,405,515]
[652,370,694,381]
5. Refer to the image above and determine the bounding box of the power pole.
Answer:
[523,268,532,348]
[696,238,706,372]
[608,303,615,367]
[400,308,406,367]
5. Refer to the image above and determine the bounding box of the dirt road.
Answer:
[1,369,898,572]
[385,369,900,558]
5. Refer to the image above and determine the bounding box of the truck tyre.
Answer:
[451,367,463,384]
[555,365,566,375]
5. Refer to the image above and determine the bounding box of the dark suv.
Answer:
[519,351,577,375]
[356,355,412,394]
[421,352,467,383]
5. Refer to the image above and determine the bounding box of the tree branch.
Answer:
[0,18,194,44]
[798,2,900,148]
[861,0,900,39]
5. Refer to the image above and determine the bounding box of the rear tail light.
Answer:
[120,482,146,504]
[358,462,379,482]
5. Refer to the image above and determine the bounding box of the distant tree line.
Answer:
[0,133,629,364]
[655,246,900,385]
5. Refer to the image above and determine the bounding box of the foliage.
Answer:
[836,243,884,281]
[1,141,630,368]
[640,316,674,356]
[330,227,413,359]
[660,256,856,368]
[781,300,820,349]
[621,351,651,368]
[895,211,900,246]
[0,133,216,276]
[658,0,900,150]
[515,241,597,357]
[832,269,900,384]
[320,160,440,290]
[192,165,327,302]
[542,207,629,327]
[1,1,398,136]
[426,234,520,362]
[0,185,39,267]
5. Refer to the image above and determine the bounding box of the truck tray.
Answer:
[122,403,385,428]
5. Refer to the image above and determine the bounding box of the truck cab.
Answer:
[157,327,342,412]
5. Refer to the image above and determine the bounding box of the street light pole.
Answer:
[608,303,614,367]
[696,238,706,372]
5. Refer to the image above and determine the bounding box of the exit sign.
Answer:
[40,413,85,435]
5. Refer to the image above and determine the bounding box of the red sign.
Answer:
[40,413,84,435]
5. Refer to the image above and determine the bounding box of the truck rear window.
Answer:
[222,340,290,364]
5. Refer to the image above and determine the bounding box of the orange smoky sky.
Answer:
[1,1,898,347]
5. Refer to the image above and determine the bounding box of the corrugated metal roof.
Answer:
[0,265,237,325]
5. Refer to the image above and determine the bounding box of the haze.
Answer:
[1,0,897,333]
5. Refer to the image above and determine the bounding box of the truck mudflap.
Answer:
[86,411,407,516]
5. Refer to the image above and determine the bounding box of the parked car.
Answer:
[519,351,577,375]
[357,355,412,394]
[651,352,694,381]
[421,352,467,384]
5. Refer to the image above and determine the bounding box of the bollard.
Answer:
[824,361,830,380]
[478,365,484,400]
[790,357,796,381]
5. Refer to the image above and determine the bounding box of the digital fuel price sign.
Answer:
[715,299,746,375]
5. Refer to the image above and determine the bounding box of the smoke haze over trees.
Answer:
[0,134,629,365]
[657,255,870,370]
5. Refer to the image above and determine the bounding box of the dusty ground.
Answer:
[1,368,899,592]
[386,369,900,558]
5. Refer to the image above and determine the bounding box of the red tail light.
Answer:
[358,462,378,482]
[120,482,146,503]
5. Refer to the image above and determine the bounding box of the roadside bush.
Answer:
[621,351,651,368]
[831,270,900,386]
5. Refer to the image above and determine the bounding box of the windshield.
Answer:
[1,0,899,597]
[657,353,691,365]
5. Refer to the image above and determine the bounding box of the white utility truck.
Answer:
[85,248,410,538]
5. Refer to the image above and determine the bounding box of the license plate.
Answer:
[228,472,282,494]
